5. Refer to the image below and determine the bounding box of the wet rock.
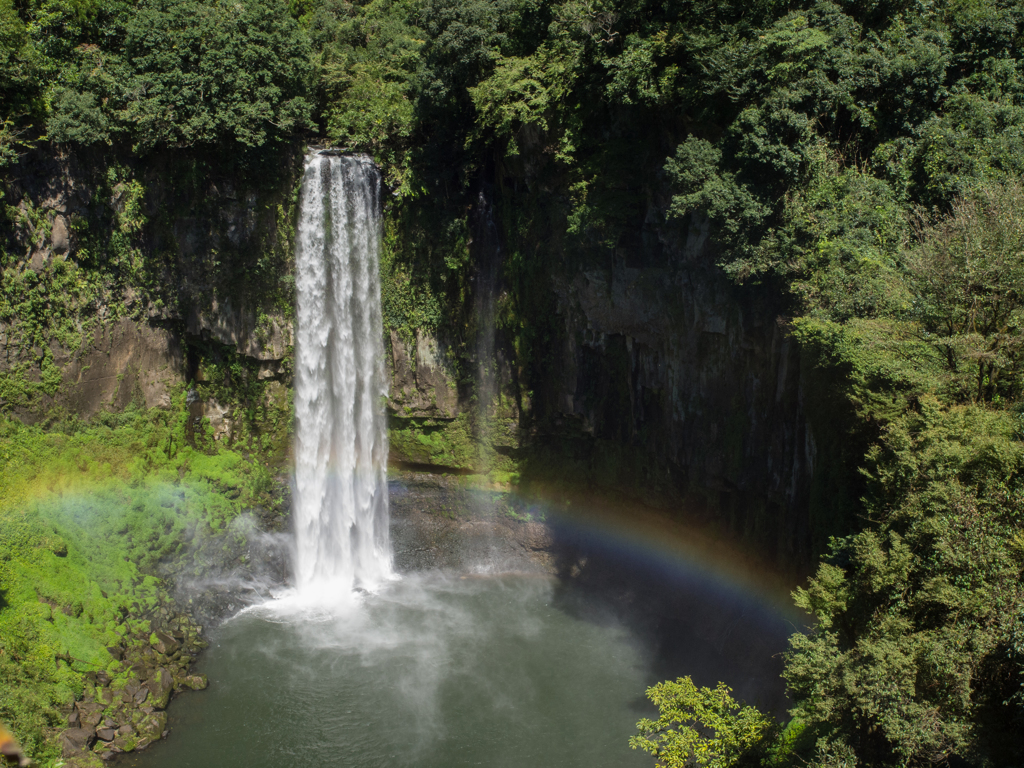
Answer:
[151,630,180,655]
[183,674,208,690]
[521,521,553,551]
[147,667,174,709]
[387,329,460,420]
[61,727,96,757]
[110,735,135,753]
[137,711,168,742]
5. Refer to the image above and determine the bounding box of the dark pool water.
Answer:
[125,488,804,768]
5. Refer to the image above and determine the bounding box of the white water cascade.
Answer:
[292,152,392,597]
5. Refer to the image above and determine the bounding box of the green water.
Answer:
[125,574,654,768]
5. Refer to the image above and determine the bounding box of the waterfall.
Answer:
[293,152,392,595]
[472,190,501,472]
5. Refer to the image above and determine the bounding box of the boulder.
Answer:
[136,711,167,742]
[96,728,116,742]
[151,630,180,655]
[183,674,208,691]
[146,667,174,709]
[60,727,96,757]
[110,735,135,753]
[75,702,104,728]
[50,214,70,254]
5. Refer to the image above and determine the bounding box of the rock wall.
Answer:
[0,146,298,426]
[537,213,814,562]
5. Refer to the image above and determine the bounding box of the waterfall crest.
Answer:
[293,152,392,595]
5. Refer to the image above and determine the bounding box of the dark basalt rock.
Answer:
[151,630,180,655]
[146,667,174,710]
[60,727,95,757]
[137,712,168,743]
[183,674,208,691]
[55,609,212,761]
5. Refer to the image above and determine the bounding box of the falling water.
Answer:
[292,152,392,595]
[472,190,501,472]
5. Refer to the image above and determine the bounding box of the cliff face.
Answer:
[1,147,826,562]
[0,146,297,439]
[536,215,815,563]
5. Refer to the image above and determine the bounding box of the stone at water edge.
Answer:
[60,727,96,758]
[137,711,168,743]
[183,673,208,690]
[146,667,174,709]
[151,630,180,656]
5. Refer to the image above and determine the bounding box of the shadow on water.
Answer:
[543,512,801,718]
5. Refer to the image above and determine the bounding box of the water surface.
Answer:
[126,574,655,768]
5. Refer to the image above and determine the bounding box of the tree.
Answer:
[630,677,778,768]
[785,402,1024,765]
[46,0,314,149]
[905,181,1024,404]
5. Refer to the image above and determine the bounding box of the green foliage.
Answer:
[904,180,1024,404]
[379,211,446,345]
[44,0,314,150]
[786,402,1024,764]
[0,0,39,165]
[193,341,292,461]
[314,0,424,192]
[0,405,272,763]
[630,677,778,768]
[778,177,1024,763]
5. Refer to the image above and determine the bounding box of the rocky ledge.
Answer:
[388,472,555,575]
[59,610,208,766]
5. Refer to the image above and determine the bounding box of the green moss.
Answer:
[380,212,445,351]
[0,405,278,764]
[388,410,520,475]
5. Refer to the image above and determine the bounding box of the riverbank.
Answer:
[0,406,287,767]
